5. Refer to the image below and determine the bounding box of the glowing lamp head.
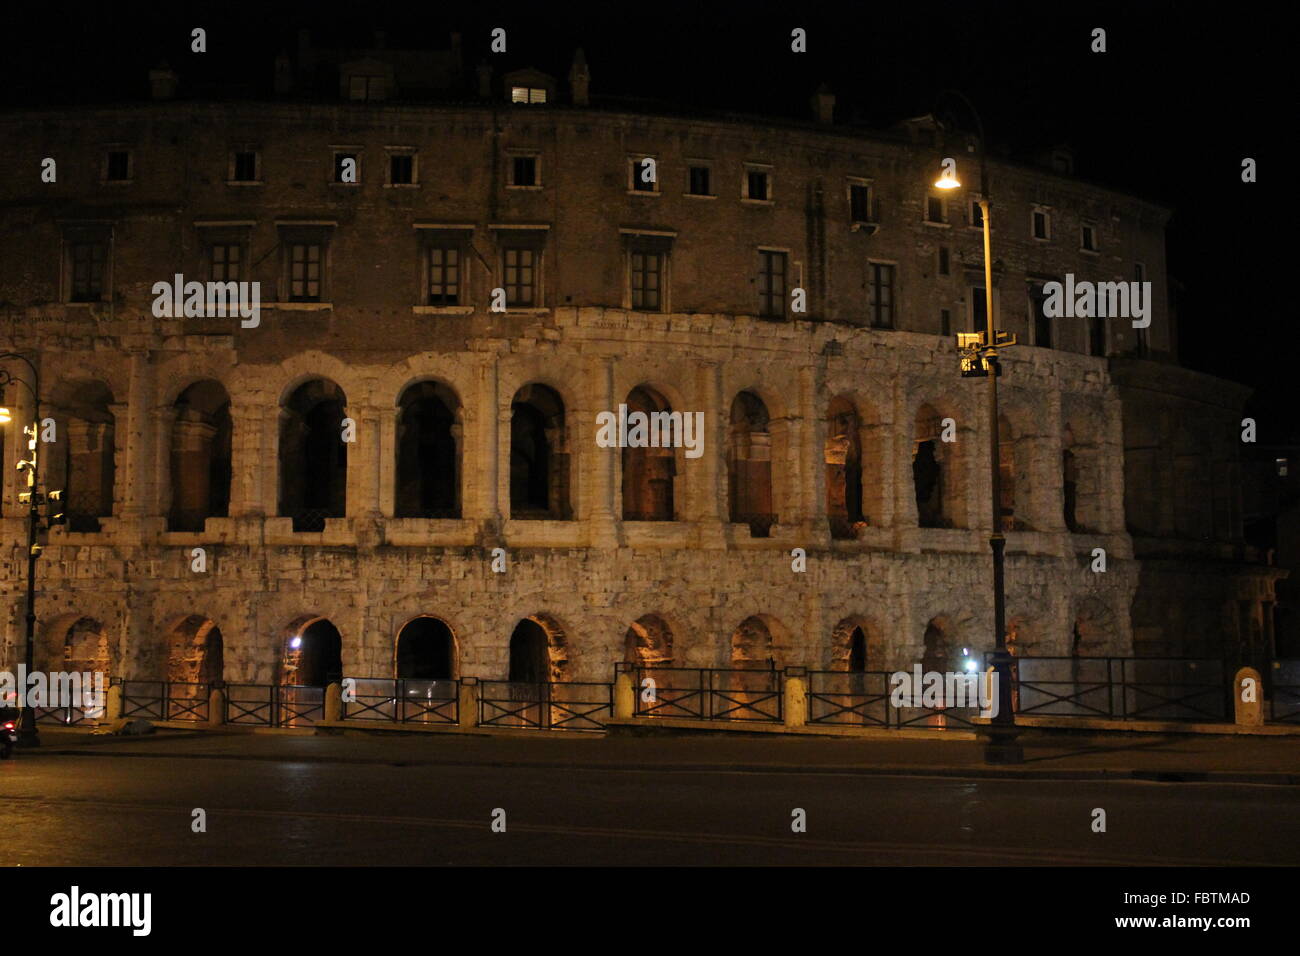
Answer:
[290,636,303,650]
[934,173,961,190]
[0,407,11,425]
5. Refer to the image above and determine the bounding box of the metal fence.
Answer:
[120,680,210,722]
[478,680,611,731]
[342,677,459,725]
[1270,660,1300,724]
[224,683,275,726]
[633,667,784,722]
[807,670,891,726]
[995,656,1227,722]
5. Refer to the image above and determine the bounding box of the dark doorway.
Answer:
[282,618,343,686]
[848,627,867,672]
[396,381,459,518]
[508,619,549,683]
[396,617,455,679]
[280,380,347,531]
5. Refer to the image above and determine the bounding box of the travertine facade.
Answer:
[0,52,1280,687]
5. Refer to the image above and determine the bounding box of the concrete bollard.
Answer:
[614,669,635,720]
[458,677,479,728]
[784,668,808,729]
[103,682,122,723]
[1234,666,1263,727]
[324,681,342,723]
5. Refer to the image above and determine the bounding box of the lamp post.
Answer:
[931,92,1022,763]
[1,351,62,748]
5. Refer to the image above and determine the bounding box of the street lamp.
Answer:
[930,92,1022,764]
[1,352,64,748]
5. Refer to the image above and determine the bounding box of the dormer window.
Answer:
[511,86,547,104]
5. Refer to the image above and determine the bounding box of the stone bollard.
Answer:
[1234,666,1264,727]
[208,685,226,728]
[614,669,635,720]
[783,667,808,729]
[103,682,122,723]
[458,677,479,729]
[324,681,342,723]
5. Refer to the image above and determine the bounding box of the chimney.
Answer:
[273,51,293,94]
[149,62,178,100]
[568,48,590,106]
[811,83,835,124]
[477,61,493,99]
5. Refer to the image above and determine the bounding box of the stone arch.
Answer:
[621,384,678,521]
[825,395,865,539]
[1071,598,1115,656]
[280,615,344,686]
[168,379,232,532]
[921,615,962,673]
[507,613,569,682]
[830,616,883,671]
[164,614,224,684]
[729,614,788,668]
[46,379,116,533]
[623,613,674,666]
[510,382,570,519]
[913,402,967,529]
[44,616,112,677]
[279,378,347,530]
[729,390,776,537]
[395,379,462,518]
[395,615,458,679]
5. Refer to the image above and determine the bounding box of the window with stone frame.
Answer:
[279,226,332,302]
[62,225,111,303]
[758,249,787,318]
[868,262,896,328]
[626,234,671,312]
[424,240,464,306]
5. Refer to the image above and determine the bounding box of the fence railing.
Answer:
[633,667,784,722]
[478,680,611,731]
[1270,660,1300,724]
[343,677,459,725]
[120,680,210,722]
[993,656,1227,722]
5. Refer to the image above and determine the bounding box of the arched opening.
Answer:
[396,380,461,518]
[848,628,868,671]
[731,615,779,669]
[510,384,569,519]
[623,614,674,667]
[508,618,554,683]
[825,396,863,539]
[48,380,116,533]
[166,615,223,685]
[280,617,343,686]
[279,379,347,531]
[1062,448,1079,532]
[921,616,958,673]
[622,385,676,521]
[396,616,456,679]
[914,404,962,528]
[729,391,775,537]
[63,617,111,676]
[169,380,232,532]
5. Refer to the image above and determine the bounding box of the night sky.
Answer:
[4,1,1285,437]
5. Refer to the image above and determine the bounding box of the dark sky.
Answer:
[5,1,1287,437]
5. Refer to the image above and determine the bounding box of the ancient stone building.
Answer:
[0,37,1281,690]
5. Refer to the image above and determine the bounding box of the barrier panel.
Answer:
[225,683,274,726]
[807,670,891,726]
[121,680,210,722]
[343,677,459,725]
[478,681,611,731]
[633,667,782,722]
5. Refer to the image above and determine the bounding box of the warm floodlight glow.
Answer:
[934,173,961,189]
[0,407,11,425]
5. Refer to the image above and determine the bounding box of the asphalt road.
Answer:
[2,738,1297,865]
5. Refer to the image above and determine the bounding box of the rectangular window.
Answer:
[1032,209,1050,240]
[938,246,950,276]
[210,243,242,282]
[390,154,415,185]
[289,243,322,301]
[972,287,989,337]
[630,158,657,193]
[333,152,359,184]
[503,247,537,306]
[970,199,984,228]
[1089,316,1106,356]
[1081,224,1097,251]
[511,86,547,104]
[758,250,787,318]
[1029,283,1052,348]
[869,263,895,329]
[232,151,258,182]
[849,183,872,222]
[688,165,711,196]
[926,195,945,223]
[630,250,663,311]
[425,244,462,306]
[70,242,107,301]
[511,155,538,187]
[746,169,770,201]
[106,150,131,182]
[941,308,952,337]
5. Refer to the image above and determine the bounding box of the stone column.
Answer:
[378,404,397,518]
[345,403,382,519]
[475,359,500,534]
[228,403,270,517]
[695,361,725,546]
[586,355,618,546]
[106,404,129,521]
[120,352,155,522]
[152,404,180,524]
[1039,390,1066,532]
[802,365,829,545]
